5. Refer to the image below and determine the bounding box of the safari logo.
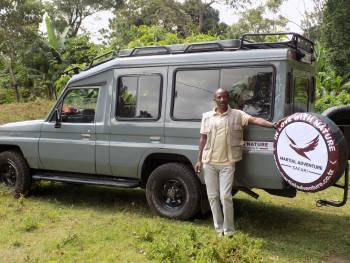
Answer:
[273,113,342,192]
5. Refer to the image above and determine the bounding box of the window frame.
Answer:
[170,64,276,121]
[48,86,100,123]
[115,73,163,122]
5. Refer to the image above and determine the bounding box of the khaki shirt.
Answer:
[200,107,251,164]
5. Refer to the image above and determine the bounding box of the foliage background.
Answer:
[0,0,349,109]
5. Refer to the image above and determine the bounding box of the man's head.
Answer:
[214,88,230,112]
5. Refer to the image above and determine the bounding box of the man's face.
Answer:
[214,90,229,110]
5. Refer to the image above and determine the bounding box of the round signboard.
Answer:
[273,112,348,192]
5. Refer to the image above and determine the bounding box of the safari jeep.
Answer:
[0,33,349,220]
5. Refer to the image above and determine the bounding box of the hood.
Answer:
[0,119,44,133]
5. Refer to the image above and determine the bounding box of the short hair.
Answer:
[214,88,229,98]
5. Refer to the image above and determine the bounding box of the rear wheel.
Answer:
[0,151,31,196]
[146,162,201,220]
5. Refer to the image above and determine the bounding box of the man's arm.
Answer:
[195,134,207,173]
[248,116,286,128]
[248,116,274,128]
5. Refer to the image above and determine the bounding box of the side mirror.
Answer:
[54,108,62,128]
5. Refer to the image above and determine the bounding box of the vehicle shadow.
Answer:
[31,182,151,215]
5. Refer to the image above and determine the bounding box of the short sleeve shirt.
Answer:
[200,109,251,134]
[200,108,252,164]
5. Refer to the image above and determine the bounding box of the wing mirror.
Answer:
[54,108,62,128]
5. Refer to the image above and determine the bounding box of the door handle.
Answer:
[81,133,91,139]
[150,136,160,143]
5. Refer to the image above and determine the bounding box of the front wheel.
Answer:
[146,162,201,220]
[0,151,31,196]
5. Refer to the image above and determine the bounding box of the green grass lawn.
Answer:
[0,181,349,263]
[0,101,349,262]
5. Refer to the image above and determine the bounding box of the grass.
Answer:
[0,99,54,125]
[0,184,349,263]
[0,101,349,262]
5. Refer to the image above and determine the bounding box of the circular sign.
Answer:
[273,112,348,192]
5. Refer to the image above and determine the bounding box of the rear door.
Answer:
[109,67,167,178]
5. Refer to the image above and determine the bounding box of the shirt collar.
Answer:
[213,105,231,116]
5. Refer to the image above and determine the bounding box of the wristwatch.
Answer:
[272,122,278,129]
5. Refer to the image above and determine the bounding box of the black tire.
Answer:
[322,105,350,125]
[146,162,201,220]
[0,151,31,196]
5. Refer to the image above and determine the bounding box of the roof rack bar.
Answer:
[130,46,172,56]
[240,32,314,54]
[88,50,118,69]
[63,66,82,75]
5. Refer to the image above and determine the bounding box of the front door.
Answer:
[39,87,100,174]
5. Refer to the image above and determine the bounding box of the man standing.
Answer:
[195,88,279,237]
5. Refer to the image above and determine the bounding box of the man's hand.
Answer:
[195,161,202,173]
[274,117,288,129]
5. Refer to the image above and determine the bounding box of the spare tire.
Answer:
[273,112,348,192]
[322,105,350,125]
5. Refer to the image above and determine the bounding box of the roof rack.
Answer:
[118,39,241,57]
[86,50,118,70]
[82,32,314,73]
[240,32,314,56]
[63,66,82,75]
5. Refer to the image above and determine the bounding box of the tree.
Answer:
[108,0,193,48]
[321,0,350,79]
[297,0,326,42]
[0,0,43,102]
[45,0,123,37]
[226,2,288,39]
[182,0,249,33]
[182,0,228,34]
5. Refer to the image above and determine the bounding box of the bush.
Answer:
[315,91,350,113]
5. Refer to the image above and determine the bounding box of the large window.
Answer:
[117,75,161,120]
[59,88,99,123]
[173,67,274,120]
[294,77,309,112]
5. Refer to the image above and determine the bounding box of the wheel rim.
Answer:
[0,160,17,186]
[160,179,186,209]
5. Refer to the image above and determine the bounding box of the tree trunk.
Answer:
[198,3,205,33]
[9,62,20,102]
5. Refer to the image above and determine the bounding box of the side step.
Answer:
[32,173,140,188]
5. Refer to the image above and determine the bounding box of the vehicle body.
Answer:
[0,33,348,219]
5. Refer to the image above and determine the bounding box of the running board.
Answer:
[32,173,140,188]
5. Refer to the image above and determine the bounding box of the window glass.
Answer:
[221,68,273,119]
[60,88,99,123]
[117,75,161,119]
[294,77,308,112]
[173,67,274,120]
[173,70,219,119]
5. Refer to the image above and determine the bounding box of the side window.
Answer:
[221,67,273,119]
[294,77,308,112]
[60,88,99,123]
[173,67,274,120]
[173,70,219,119]
[117,75,161,120]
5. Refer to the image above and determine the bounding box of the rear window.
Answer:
[294,77,309,112]
[172,66,274,120]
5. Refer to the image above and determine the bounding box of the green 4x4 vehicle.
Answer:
[0,33,349,220]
